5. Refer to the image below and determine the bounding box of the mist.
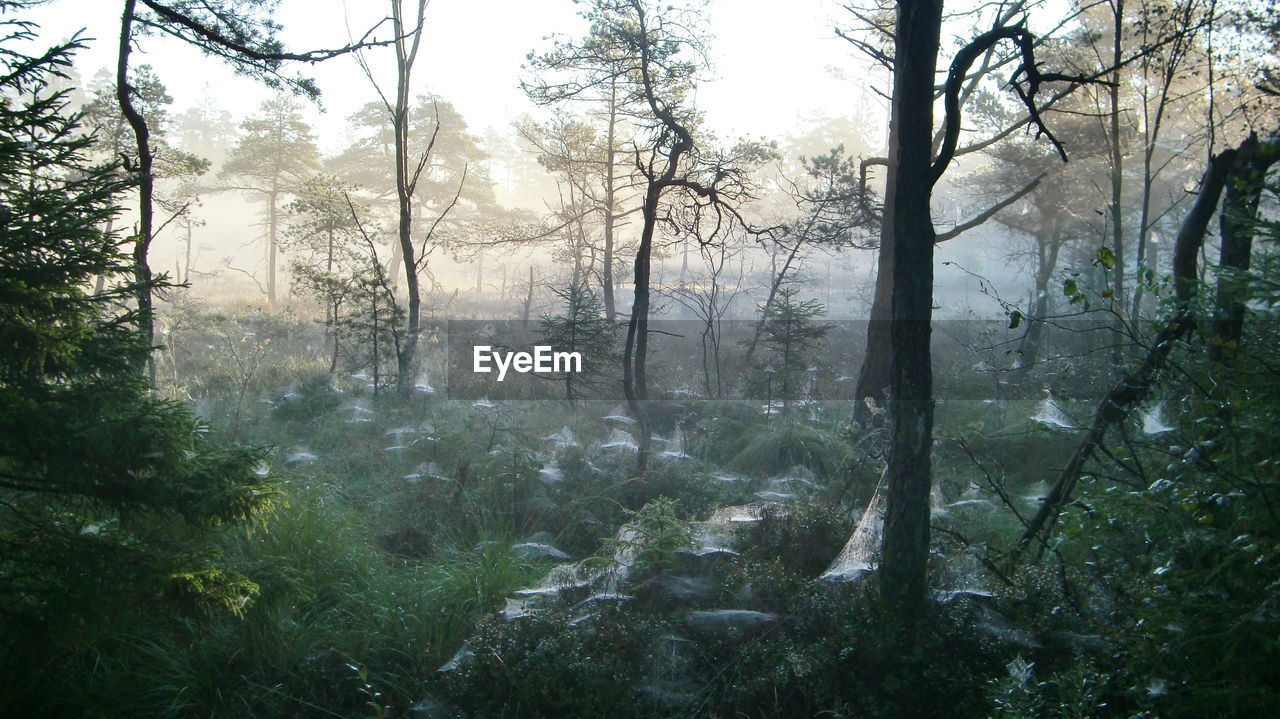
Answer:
[4,0,1280,716]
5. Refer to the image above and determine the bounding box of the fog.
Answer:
[6,0,1278,716]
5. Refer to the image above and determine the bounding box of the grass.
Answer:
[3,471,542,718]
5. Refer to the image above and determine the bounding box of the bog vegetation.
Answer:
[3,0,1280,717]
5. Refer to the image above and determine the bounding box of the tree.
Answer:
[0,6,273,643]
[289,177,411,393]
[332,96,495,229]
[1013,135,1275,560]
[538,284,618,402]
[523,64,644,321]
[81,64,210,295]
[112,0,394,373]
[346,0,488,398]
[1211,134,1280,359]
[220,95,320,304]
[515,115,611,289]
[286,174,367,373]
[969,106,1109,372]
[874,0,943,631]
[533,0,764,469]
[332,94,498,304]
[870,2,1089,630]
[752,286,834,417]
[173,89,238,165]
[1128,0,1215,323]
[845,0,1071,421]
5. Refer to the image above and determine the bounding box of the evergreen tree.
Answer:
[0,10,275,643]
[538,284,617,402]
[286,174,373,374]
[220,95,320,304]
[752,286,833,417]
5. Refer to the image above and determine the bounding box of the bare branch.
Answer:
[935,172,1044,242]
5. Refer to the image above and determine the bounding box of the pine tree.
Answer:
[753,286,833,417]
[0,10,275,637]
[538,284,617,402]
[220,95,320,304]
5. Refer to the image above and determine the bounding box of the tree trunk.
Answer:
[853,202,895,424]
[602,79,619,322]
[1211,134,1277,361]
[268,182,279,304]
[117,0,156,383]
[391,0,427,400]
[878,0,942,633]
[1108,0,1126,344]
[623,182,659,471]
[1020,222,1062,372]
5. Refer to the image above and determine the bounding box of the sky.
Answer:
[26,0,876,154]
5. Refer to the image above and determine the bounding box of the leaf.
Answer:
[1008,310,1022,329]
[1064,279,1078,297]
[1097,246,1117,269]
[1101,288,1114,299]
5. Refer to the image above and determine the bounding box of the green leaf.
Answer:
[1097,246,1117,269]
[1008,310,1022,329]
[1064,279,1078,297]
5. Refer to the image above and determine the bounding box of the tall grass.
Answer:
[5,476,539,717]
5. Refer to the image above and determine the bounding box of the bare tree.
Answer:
[352,0,471,398]
[665,232,751,398]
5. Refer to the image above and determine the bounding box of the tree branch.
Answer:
[935,172,1044,242]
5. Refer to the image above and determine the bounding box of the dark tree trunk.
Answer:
[878,0,942,633]
[854,228,894,423]
[623,183,660,471]
[1108,0,1126,354]
[602,81,619,322]
[395,146,420,398]
[1211,134,1277,361]
[117,0,156,382]
[391,0,425,400]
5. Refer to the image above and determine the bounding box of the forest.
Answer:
[3,0,1280,716]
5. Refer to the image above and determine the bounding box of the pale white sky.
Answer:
[27,0,875,153]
